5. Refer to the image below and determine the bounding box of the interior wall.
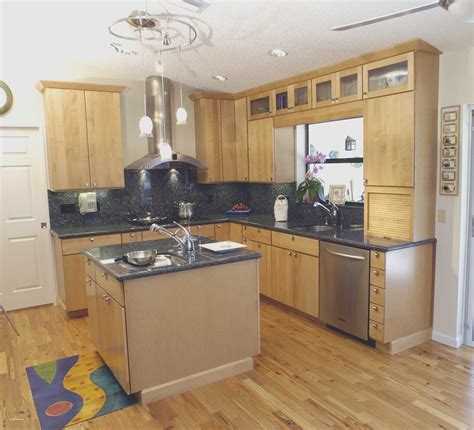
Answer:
[433,45,474,348]
[0,58,198,165]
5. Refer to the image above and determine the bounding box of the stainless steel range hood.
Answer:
[126,76,207,171]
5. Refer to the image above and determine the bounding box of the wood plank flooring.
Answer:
[1,300,473,429]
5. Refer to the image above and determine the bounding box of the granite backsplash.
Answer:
[48,169,363,228]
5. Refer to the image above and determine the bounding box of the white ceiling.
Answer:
[1,0,473,92]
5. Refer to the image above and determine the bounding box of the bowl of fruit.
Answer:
[227,203,252,216]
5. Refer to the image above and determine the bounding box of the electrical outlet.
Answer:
[437,209,447,224]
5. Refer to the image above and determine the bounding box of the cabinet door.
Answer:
[43,89,90,191]
[248,240,272,298]
[86,278,99,347]
[364,92,414,187]
[335,66,362,104]
[63,254,87,312]
[293,253,319,318]
[195,98,222,183]
[248,118,274,182]
[96,285,130,394]
[274,86,290,116]
[215,223,230,241]
[229,223,243,243]
[248,91,275,120]
[220,99,237,181]
[312,74,336,108]
[363,52,414,99]
[234,98,249,182]
[85,91,124,189]
[292,80,312,112]
[271,247,293,306]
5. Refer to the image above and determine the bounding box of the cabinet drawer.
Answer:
[189,224,215,238]
[370,285,385,306]
[242,226,271,245]
[369,320,385,342]
[370,250,385,270]
[370,268,385,288]
[272,231,319,257]
[121,231,143,243]
[369,302,385,324]
[84,256,96,280]
[95,267,124,306]
[62,234,122,255]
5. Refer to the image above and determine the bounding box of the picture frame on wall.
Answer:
[443,147,456,157]
[443,135,456,146]
[443,111,458,123]
[442,171,456,182]
[329,185,346,205]
[440,105,460,196]
[443,123,457,134]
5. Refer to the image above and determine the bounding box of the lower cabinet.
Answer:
[246,239,272,297]
[95,282,130,394]
[229,223,243,243]
[271,246,319,317]
[215,223,230,241]
[85,276,99,347]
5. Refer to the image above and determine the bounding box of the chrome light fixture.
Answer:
[176,47,188,125]
[268,48,288,57]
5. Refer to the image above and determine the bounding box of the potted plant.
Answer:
[296,152,326,204]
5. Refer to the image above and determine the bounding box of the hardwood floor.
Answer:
[1,300,473,429]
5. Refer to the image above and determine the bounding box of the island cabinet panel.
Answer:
[86,277,99,347]
[62,254,87,312]
[364,92,415,188]
[246,240,272,297]
[43,88,90,190]
[123,260,259,394]
[96,283,130,394]
[62,234,122,255]
[214,223,230,241]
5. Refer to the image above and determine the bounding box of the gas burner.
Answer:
[127,214,169,226]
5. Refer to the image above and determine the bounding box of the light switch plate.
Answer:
[438,209,447,224]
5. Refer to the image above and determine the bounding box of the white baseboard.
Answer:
[432,331,463,348]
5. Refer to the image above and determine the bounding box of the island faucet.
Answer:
[314,201,344,228]
[149,221,195,254]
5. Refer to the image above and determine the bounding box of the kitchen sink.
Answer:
[292,225,335,233]
[117,253,187,270]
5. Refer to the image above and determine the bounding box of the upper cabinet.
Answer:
[37,81,125,191]
[234,98,249,182]
[362,52,414,99]
[312,67,362,108]
[248,90,275,120]
[275,80,312,115]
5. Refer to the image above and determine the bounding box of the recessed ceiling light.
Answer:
[268,48,288,58]
[212,75,228,82]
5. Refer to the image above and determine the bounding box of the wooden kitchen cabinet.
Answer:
[312,68,362,109]
[363,52,414,99]
[220,99,237,182]
[38,81,126,191]
[96,283,130,394]
[86,277,99,347]
[234,98,249,181]
[194,98,223,183]
[121,231,143,243]
[364,92,415,188]
[274,80,312,115]
[248,90,275,120]
[312,74,336,108]
[293,252,319,318]
[271,247,294,306]
[229,223,243,243]
[215,223,230,241]
[248,119,295,183]
[246,239,273,297]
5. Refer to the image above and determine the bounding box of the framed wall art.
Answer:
[439,105,460,196]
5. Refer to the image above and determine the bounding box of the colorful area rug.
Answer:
[26,351,137,430]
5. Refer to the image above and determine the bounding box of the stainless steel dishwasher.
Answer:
[320,242,370,340]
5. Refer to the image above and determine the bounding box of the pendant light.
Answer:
[176,46,188,125]
[159,64,173,161]
[138,27,153,138]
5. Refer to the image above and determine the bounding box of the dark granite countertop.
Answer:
[53,214,436,252]
[82,238,261,282]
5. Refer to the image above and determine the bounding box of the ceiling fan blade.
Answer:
[331,1,442,31]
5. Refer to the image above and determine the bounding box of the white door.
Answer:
[0,127,54,311]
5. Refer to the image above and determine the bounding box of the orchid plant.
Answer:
[296,152,326,203]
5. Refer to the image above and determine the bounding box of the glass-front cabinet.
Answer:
[335,66,362,103]
[312,74,335,108]
[248,90,275,120]
[363,52,414,98]
[274,80,312,115]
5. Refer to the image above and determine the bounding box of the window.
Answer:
[296,118,364,203]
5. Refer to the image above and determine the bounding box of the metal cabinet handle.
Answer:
[291,236,295,241]
[373,288,379,294]
[374,251,379,257]
[101,272,108,280]
[90,237,94,242]
[198,225,202,230]
[293,252,297,258]
[244,176,248,181]
[372,323,378,328]
[86,279,92,285]
[373,270,380,275]
[130,233,135,237]
[363,178,368,185]
[86,258,90,265]
[325,249,365,260]
[102,294,110,303]
[257,244,261,248]
[288,251,292,256]
[217,224,221,228]
[84,183,90,188]
[372,305,378,311]
[93,182,97,187]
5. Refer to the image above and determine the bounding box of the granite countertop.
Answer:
[82,238,261,282]
[53,214,436,252]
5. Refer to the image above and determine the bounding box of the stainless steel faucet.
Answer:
[314,201,344,228]
[149,221,195,253]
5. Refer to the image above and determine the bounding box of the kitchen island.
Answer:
[82,238,261,404]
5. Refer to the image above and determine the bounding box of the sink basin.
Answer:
[118,253,186,270]
[292,225,335,233]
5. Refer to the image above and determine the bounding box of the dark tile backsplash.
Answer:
[48,169,363,228]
